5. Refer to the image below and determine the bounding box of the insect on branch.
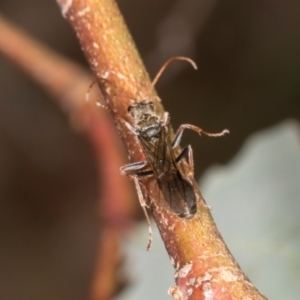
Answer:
[114,56,229,250]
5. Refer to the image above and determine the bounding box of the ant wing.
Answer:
[158,171,196,218]
[138,125,167,170]
[138,124,197,218]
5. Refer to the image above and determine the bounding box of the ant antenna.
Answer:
[85,78,110,110]
[87,56,197,108]
[151,56,198,89]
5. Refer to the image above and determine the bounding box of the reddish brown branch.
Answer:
[0,13,135,300]
[55,0,267,299]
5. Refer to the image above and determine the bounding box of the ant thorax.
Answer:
[128,101,162,141]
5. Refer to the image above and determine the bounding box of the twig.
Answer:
[0,13,135,300]
[56,0,267,299]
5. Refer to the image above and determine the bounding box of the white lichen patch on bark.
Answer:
[170,255,175,267]
[77,6,90,17]
[168,223,176,231]
[56,0,73,17]
[187,277,196,286]
[101,71,110,79]
[93,42,99,49]
[198,272,212,285]
[186,287,193,297]
[116,72,126,80]
[203,282,214,300]
[168,285,184,300]
[160,214,169,227]
[198,251,227,260]
[175,261,193,278]
[209,266,240,283]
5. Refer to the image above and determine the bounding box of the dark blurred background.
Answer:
[0,0,299,299]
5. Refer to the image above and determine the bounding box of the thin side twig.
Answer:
[0,13,135,300]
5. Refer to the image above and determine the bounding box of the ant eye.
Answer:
[128,106,133,113]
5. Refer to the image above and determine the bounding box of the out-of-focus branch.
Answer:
[55,0,267,299]
[0,13,135,300]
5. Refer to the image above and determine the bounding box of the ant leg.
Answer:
[120,161,153,209]
[120,161,149,176]
[175,145,194,176]
[172,124,229,148]
[132,176,153,250]
[161,112,170,126]
[85,78,110,110]
[120,161,153,249]
[123,121,139,135]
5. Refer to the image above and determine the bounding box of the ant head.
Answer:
[128,101,155,120]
